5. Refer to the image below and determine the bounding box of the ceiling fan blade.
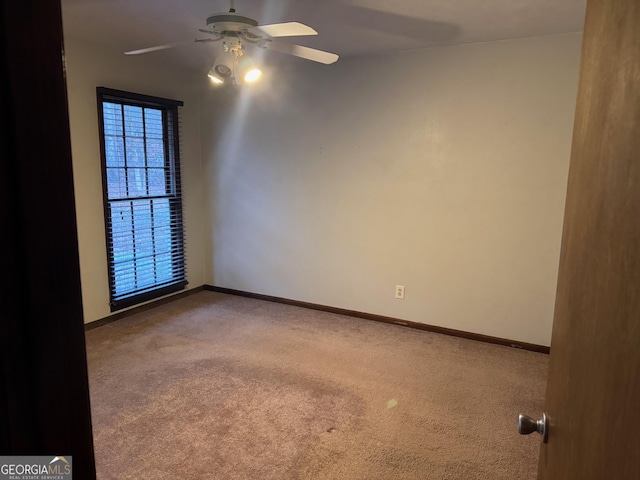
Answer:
[252,22,317,38]
[124,43,182,55]
[267,41,339,64]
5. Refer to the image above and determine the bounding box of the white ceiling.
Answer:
[61,0,586,72]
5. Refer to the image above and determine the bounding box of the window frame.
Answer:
[96,87,187,311]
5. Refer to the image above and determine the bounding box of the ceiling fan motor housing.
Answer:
[206,13,259,34]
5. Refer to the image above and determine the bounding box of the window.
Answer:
[97,87,186,311]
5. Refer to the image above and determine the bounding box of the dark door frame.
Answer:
[1,1,96,477]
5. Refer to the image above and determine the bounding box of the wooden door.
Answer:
[537,0,640,478]
[0,0,96,476]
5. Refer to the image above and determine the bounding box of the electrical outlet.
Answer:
[395,285,405,299]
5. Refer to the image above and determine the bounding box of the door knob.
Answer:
[518,412,549,443]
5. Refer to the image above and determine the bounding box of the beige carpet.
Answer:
[85,291,547,479]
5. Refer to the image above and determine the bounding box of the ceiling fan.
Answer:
[125,0,339,85]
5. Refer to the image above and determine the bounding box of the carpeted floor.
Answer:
[85,291,548,479]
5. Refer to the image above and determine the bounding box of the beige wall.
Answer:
[64,37,206,323]
[203,33,582,346]
[63,32,581,343]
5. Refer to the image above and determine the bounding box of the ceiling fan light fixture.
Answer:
[215,63,233,77]
[208,54,234,84]
[237,54,262,84]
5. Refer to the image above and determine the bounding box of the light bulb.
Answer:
[244,68,262,83]
[208,74,223,84]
